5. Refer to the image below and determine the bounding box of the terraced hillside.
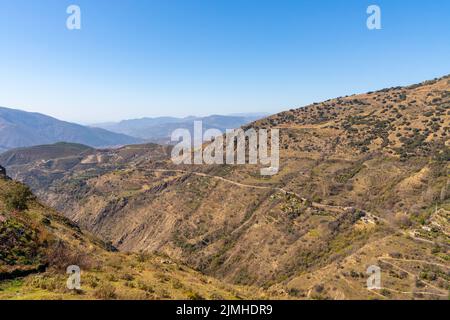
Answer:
[1,75,449,299]
[0,166,265,300]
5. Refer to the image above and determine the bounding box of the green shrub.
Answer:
[0,218,43,266]
[186,290,205,300]
[137,280,154,293]
[2,182,33,211]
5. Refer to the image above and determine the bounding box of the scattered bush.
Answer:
[93,282,117,300]
[186,290,205,300]
[394,213,412,228]
[1,182,33,211]
[137,280,154,293]
[46,240,97,272]
[120,272,134,281]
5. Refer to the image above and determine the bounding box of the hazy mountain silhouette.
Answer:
[0,107,143,152]
[92,113,269,142]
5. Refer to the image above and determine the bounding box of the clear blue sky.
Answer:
[0,0,449,123]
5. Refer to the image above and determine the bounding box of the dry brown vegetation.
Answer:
[1,75,449,299]
[0,169,266,300]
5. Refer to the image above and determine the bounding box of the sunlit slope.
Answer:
[0,167,266,300]
[1,75,449,299]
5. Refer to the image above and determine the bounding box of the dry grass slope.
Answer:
[1,75,449,299]
[0,168,267,300]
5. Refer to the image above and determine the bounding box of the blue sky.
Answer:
[0,0,449,123]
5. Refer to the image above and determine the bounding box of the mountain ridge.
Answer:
[91,113,269,142]
[0,106,143,152]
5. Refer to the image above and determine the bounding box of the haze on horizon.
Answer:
[1,0,450,124]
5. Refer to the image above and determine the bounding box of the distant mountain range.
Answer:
[0,107,142,153]
[0,107,268,153]
[92,113,269,143]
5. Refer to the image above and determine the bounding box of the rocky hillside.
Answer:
[0,166,265,300]
[1,75,449,299]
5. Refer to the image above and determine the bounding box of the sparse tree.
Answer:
[1,182,33,211]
